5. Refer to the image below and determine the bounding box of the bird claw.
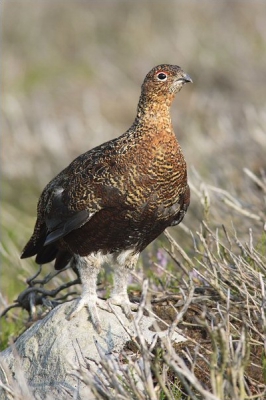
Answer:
[67,296,111,334]
[108,294,138,321]
[67,293,138,333]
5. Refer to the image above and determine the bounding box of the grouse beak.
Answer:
[178,73,193,84]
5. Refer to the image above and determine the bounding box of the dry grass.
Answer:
[1,216,266,398]
[1,1,266,398]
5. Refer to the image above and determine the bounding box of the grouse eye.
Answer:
[157,72,167,81]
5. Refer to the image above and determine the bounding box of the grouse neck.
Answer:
[135,93,175,129]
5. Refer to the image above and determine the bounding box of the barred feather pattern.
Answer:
[21,64,191,268]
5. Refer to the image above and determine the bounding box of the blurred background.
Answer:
[1,1,266,314]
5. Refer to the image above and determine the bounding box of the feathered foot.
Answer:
[108,294,138,321]
[68,252,139,332]
[109,253,139,320]
[67,255,108,333]
[68,293,110,334]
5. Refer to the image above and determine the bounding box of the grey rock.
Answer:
[0,300,186,399]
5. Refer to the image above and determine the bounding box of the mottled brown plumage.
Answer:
[21,64,192,332]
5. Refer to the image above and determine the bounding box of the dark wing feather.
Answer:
[170,185,190,226]
[44,187,92,245]
[21,153,116,262]
[44,209,91,245]
[21,223,47,259]
[35,243,58,264]
[54,250,73,270]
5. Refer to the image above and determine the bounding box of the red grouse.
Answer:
[21,64,192,332]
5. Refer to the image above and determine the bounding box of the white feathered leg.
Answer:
[68,254,109,333]
[68,251,139,332]
[109,250,139,319]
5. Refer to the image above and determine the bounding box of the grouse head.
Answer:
[141,64,192,102]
